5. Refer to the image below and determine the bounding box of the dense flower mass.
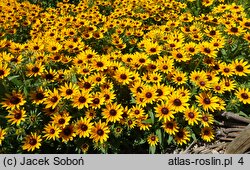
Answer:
[0,0,250,153]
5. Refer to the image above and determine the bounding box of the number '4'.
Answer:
[238,157,244,165]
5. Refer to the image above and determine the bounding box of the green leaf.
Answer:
[167,135,173,145]
[149,110,154,124]
[191,133,196,141]
[71,74,77,83]
[23,86,28,98]
[156,129,162,145]
[149,145,156,154]
[7,75,20,81]
[238,111,249,118]
[221,49,227,56]
[130,96,136,104]
[142,119,152,124]
[8,75,22,86]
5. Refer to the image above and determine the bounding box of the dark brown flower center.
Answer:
[156,89,163,96]
[188,112,194,118]
[236,65,243,72]
[52,47,57,51]
[134,110,140,115]
[177,131,184,138]
[14,112,22,119]
[66,89,73,95]
[150,64,156,69]
[93,98,100,104]
[78,96,86,103]
[63,127,72,136]
[204,48,211,53]
[45,73,54,80]
[83,82,91,89]
[214,43,219,47]
[215,86,221,90]
[210,30,216,35]
[177,77,182,81]
[224,81,229,86]
[10,58,18,62]
[128,120,133,125]
[204,130,210,135]
[161,108,169,115]
[202,116,208,122]
[166,122,173,129]
[145,92,152,98]
[10,96,21,104]
[29,138,37,145]
[50,129,55,134]
[173,99,182,106]
[230,27,238,33]
[0,70,4,76]
[176,53,183,58]
[33,46,39,50]
[207,75,212,81]
[78,60,83,64]
[150,48,157,53]
[116,128,121,132]
[150,136,156,141]
[104,94,110,100]
[241,93,249,99]
[81,124,88,131]
[35,92,44,100]
[97,62,104,67]
[109,109,117,116]
[224,68,230,73]
[162,65,168,70]
[97,129,104,136]
[120,74,127,80]
[189,48,195,52]
[50,96,58,103]
[139,58,145,63]
[244,22,250,27]
[58,118,65,124]
[96,77,101,82]
[203,98,211,104]
[31,66,39,73]
[200,81,205,86]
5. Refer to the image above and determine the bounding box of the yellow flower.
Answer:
[147,134,159,147]
[60,125,76,143]
[232,59,250,76]
[43,123,61,141]
[161,119,179,135]
[168,92,189,112]
[59,82,79,99]
[44,89,61,109]
[6,109,27,126]
[154,102,176,122]
[1,91,26,110]
[71,90,92,109]
[235,88,250,104]
[0,62,11,79]
[102,103,123,123]
[201,126,214,142]
[174,128,191,146]
[22,133,42,152]
[183,106,201,126]
[0,127,6,145]
[75,117,93,138]
[196,92,219,112]
[201,113,214,127]
[90,120,110,144]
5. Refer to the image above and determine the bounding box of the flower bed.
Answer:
[0,0,250,153]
